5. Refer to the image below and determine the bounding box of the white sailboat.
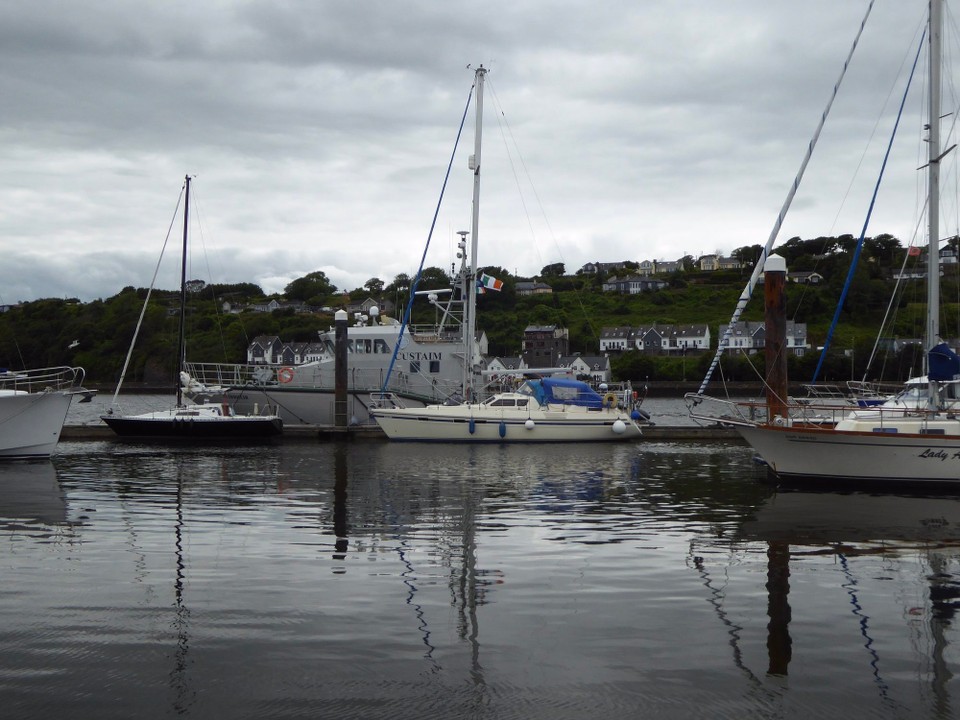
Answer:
[371,66,646,443]
[0,366,87,458]
[692,0,960,486]
[102,176,283,439]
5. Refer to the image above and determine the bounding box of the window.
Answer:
[409,361,421,374]
[429,360,440,373]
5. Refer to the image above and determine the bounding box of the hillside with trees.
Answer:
[0,234,955,387]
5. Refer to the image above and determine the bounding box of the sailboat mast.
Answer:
[927,0,942,356]
[176,175,190,408]
[465,65,486,401]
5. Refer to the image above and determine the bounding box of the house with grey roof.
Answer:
[666,324,711,352]
[602,275,668,294]
[599,326,633,353]
[247,336,284,364]
[718,320,809,356]
[559,354,611,384]
[515,281,553,296]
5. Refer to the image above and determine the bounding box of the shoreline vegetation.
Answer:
[2,234,952,386]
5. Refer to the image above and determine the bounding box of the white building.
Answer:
[717,320,809,356]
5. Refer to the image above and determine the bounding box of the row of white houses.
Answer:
[600,324,712,354]
[599,321,809,356]
[580,254,744,276]
[247,336,326,365]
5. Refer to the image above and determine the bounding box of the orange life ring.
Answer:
[278,367,295,383]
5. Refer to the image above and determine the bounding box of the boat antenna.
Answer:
[694,0,876,398]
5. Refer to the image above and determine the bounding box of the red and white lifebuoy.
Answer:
[277,367,295,383]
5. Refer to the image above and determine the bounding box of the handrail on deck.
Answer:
[0,366,84,393]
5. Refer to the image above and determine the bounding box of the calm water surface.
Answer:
[2,437,960,719]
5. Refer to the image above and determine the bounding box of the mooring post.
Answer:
[334,309,348,429]
[764,255,788,423]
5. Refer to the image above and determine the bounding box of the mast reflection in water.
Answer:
[0,440,959,719]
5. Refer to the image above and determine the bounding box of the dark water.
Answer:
[2,440,960,719]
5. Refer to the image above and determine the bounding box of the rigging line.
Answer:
[863,203,927,380]
[694,0,876,398]
[383,483,440,669]
[486,78,544,269]
[0,292,26,369]
[793,16,927,326]
[0,293,23,368]
[688,546,766,690]
[943,5,960,341]
[111,184,185,407]
[831,19,927,238]
[185,181,234,362]
[837,552,894,704]
[812,26,927,383]
[381,80,476,394]
[486,78,601,344]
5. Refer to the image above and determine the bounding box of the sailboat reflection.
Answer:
[330,445,493,689]
[170,466,195,714]
[731,490,960,707]
[0,461,69,532]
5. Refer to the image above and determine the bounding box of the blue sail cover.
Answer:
[525,378,604,408]
[928,342,960,381]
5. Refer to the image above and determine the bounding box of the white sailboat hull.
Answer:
[738,423,960,486]
[0,391,73,459]
[372,405,642,443]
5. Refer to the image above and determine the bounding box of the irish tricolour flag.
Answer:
[479,273,503,291]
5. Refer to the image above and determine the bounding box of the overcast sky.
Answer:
[1,1,955,304]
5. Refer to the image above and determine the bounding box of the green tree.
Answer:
[413,266,451,291]
[284,271,336,301]
[863,234,901,266]
[206,282,265,299]
[540,262,566,277]
[364,277,385,296]
[385,273,412,294]
[732,244,763,267]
